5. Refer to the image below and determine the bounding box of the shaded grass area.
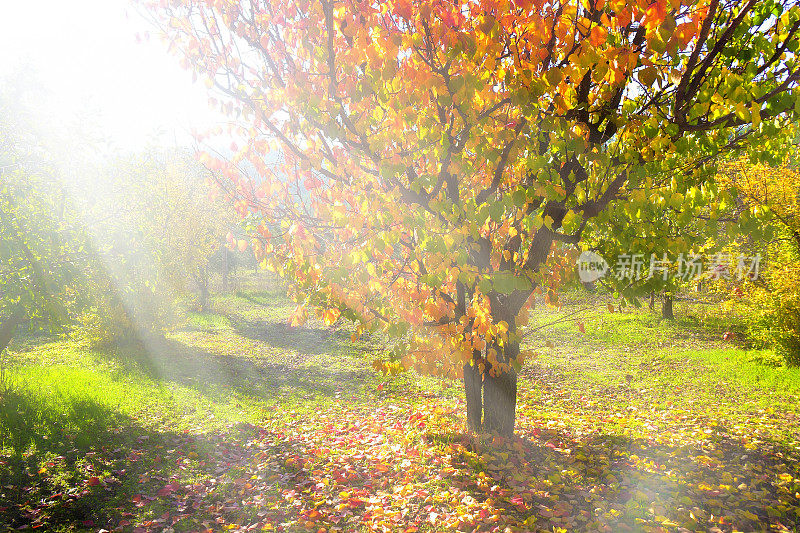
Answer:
[0,360,257,531]
[1,287,800,531]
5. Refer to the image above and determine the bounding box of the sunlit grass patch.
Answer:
[667,348,800,408]
[185,310,232,330]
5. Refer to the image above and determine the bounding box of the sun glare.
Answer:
[0,0,220,151]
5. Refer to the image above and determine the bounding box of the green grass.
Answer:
[0,289,401,530]
[185,310,232,330]
[669,347,800,402]
[517,296,800,442]
[3,286,800,531]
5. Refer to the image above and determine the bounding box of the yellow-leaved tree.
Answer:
[717,141,800,363]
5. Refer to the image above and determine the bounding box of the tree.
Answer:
[0,172,85,355]
[144,0,800,435]
[72,149,235,345]
[581,172,734,320]
[0,75,89,359]
[714,139,800,363]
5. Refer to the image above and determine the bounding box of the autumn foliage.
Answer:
[716,143,800,364]
[144,0,800,434]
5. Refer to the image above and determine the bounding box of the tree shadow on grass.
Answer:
[423,424,800,532]
[96,332,378,407]
[232,289,291,309]
[236,320,352,356]
[206,292,377,358]
[0,383,326,531]
[0,387,188,530]
[218,304,367,358]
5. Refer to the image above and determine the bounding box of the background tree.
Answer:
[145,0,800,435]
[713,138,800,363]
[73,149,236,345]
[0,74,90,360]
[0,172,87,356]
[583,173,738,319]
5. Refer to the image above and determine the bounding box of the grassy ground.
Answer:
[2,283,800,532]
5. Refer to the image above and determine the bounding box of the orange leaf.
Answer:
[589,26,608,47]
[395,0,413,20]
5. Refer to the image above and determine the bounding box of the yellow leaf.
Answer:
[638,66,657,87]
[323,308,341,325]
[751,102,761,127]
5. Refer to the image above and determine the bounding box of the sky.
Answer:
[0,0,224,151]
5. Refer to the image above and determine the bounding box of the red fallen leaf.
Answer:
[348,497,364,507]
[377,382,384,391]
[157,484,179,497]
[509,495,526,508]
[87,477,102,487]
[723,331,735,340]
[577,321,586,333]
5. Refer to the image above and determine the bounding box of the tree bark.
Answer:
[222,248,230,292]
[0,306,25,356]
[463,350,483,432]
[482,338,519,437]
[483,365,518,437]
[662,294,674,320]
[1,306,26,387]
[197,267,210,312]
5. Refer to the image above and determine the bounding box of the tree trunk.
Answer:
[222,248,230,292]
[199,284,210,312]
[482,339,519,437]
[198,267,210,312]
[649,291,655,310]
[662,294,674,320]
[0,306,25,356]
[463,351,483,432]
[483,366,517,437]
[0,306,26,387]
